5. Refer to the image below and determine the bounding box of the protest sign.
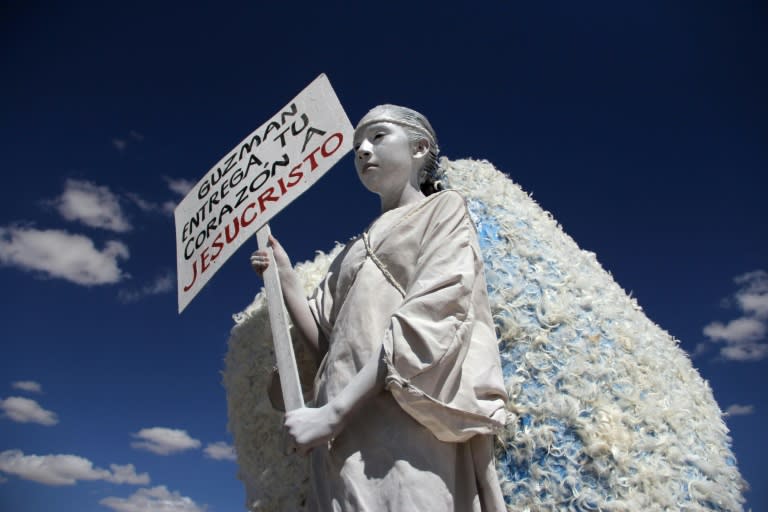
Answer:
[175,74,353,313]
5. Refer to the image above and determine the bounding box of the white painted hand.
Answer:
[249,249,270,276]
[284,404,344,456]
[250,235,291,276]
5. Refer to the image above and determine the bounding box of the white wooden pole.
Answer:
[256,224,304,411]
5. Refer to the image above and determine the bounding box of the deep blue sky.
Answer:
[1,2,765,510]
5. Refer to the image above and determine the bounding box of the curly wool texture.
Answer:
[224,158,745,511]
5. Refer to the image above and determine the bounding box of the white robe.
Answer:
[307,190,508,511]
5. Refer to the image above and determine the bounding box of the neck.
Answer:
[379,182,424,213]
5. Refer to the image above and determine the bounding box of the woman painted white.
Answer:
[251,105,508,511]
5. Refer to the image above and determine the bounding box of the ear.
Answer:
[411,138,430,159]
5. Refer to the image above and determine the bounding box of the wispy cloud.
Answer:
[203,442,236,461]
[126,193,176,217]
[164,177,195,197]
[131,427,201,456]
[0,227,129,286]
[162,200,178,215]
[52,179,131,232]
[0,450,149,486]
[112,138,128,152]
[126,193,159,213]
[123,176,190,217]
[700,270,768,362]
[118,272,174,303]
[100,485,205,512]
[11,380,42,394]
[112,130,144,153]
[0,397,58,426]
[724,404,755,416]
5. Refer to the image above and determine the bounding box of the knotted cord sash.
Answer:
[359,192,464,300]
[362,232,406,298]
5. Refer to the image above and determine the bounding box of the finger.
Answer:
[268,234,281,249]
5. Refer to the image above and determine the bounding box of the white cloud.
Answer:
[131,427,201,455]
[701,269,768,362]
[100,486,205,512]
[129,130,144,142]
[118,272,174,303]
[725,404,755,416]
[737,292,768,317]
[203,442,236,461]
[53,179,131,232]
[0,227,129,286]
[0,450,149,486]
[11,380,42,393]
[107,464,151,485]
[0,397,58,426]
[703,317,766,344]
[734,270,768,316]
[734,270,768,289]
[719,343,768,362]
[164,177,195,196]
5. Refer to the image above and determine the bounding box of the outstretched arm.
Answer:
[251,235,327,362]
[283,345,386,455]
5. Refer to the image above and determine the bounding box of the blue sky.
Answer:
[1,2,765,510]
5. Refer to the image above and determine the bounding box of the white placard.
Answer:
[175,74,353,313]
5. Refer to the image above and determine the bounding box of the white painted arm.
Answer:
[283,345,386,455]
[251,234,327,362]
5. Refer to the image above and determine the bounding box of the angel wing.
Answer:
[224,158,745,511]
[441,158,744,511]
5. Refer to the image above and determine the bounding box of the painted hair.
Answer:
[356,105,444,195]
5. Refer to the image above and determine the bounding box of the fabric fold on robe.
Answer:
[375,191,508,442]
[307,190,508,511]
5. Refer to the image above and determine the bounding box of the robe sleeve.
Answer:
[307,251,342,343]
[382,191,508,442]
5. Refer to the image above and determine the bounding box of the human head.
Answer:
[355,105,442,195]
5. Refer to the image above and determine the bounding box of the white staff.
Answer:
[255,224,304,411]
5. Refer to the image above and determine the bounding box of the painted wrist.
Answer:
[327,400,347,433]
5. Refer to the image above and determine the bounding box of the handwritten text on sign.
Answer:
[174,74,353,313]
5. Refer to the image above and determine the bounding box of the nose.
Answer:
[356,140,372,159]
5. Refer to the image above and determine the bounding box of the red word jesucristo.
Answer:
[182,132,344,293]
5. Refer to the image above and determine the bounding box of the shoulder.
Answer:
[422,190,469,218]
[412,190,473,239]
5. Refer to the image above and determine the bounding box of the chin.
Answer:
[356,172,381,194]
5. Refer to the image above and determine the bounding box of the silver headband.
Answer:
[355,117,438,149]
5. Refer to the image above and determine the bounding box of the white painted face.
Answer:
[353,121,416,195]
